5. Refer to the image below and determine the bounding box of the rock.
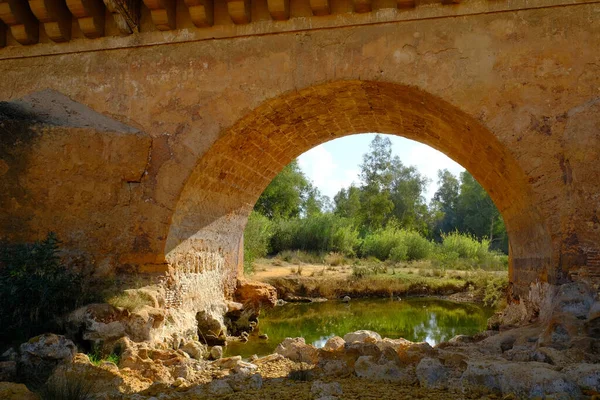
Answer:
[66,303,126,341]
[228,372,263,391]
[563,363,600,392]
[586,301,600,338]
[344,341,382,362]
[207,379,234,395]
[0,382,39,400]
[18,333,77,385]
[323,336,345,352]
[343,330,381,344]
[65,302,165,344]
[311,380,342,397]
[181,340,207,360]
[342,296,351,303]
[551,282,596,319]
[354,356,415,384]
[48,352,150,397]
[275,338,319,363]
[321,360,351,377]
[538,313,583,349]
[226,301,244,313]
[397,341,436,366]
[235,279,278,308]
[460,360,581,398]
[197,310,227,346]
[0,360,17,381]
[210,346,223,360]
[2,348,18,361]
[213,356,242,369]
[173,377,186,387]
[416,357,449,389]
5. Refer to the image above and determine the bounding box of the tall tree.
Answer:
[254,160,310,219]
[431,169,460,237]
[358,135,394,231]
[334,185,361,220]
[456,172,508,252]
[389,156,429,232]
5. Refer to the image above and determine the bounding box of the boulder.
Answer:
[235,279,278,308]
[0,382,39,400]
[65,303,165,344]
[213,356,243,369]
[227,372,263,391]
[321,359,352,377]
[196,310,227,345]
[311,380,342,397]
[343,330,381,344]
[322,336,345,352]
[0,360,17,381]
[551,282,596,319]
[563,363,600,392]
[207,379,234,395]
[48,353,150,397]
[354,356,415,384]
[538,313,583,349]
[181,340,207,360]
[460,360,581,398]
[275,338,319,363]
[210,346,223,360]
[586,301,600,338]
[18,333,77,385]
[416,357,450,389]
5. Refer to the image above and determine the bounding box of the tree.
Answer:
[456,172,508,252]
[431,169,460,237]
[254,160,310,219]
[389,156,430,232]
[358,135,395,231]
[334,185,361,220]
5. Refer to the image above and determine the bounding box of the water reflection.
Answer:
[226,297,494,358]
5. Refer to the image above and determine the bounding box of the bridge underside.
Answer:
[0,0,599,321]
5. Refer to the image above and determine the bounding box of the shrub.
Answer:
[362,227,431,261]
[243,211,274,274]
[39,371,97,400]
[270,215,359,256]
[0,233,92,345]
[324,252,345,266]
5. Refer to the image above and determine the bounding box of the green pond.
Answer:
[225,297,495,358]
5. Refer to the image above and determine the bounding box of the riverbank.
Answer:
[251,257,507,307]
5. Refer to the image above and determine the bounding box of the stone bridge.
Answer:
[0,0,599,316]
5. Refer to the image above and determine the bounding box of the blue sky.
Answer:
[297,134,465,202]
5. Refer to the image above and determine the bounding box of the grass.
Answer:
[106,289,156,312]
[39,372,97,400]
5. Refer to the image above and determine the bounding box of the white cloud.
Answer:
[298,146,360,199]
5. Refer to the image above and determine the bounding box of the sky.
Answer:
[297,134,465,202]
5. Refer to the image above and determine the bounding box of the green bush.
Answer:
[362,227,431,261]
[0,233,91,345]
[269,215,359,256]
[243,211,274,274]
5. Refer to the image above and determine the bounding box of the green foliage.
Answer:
[362,226,431,262]
[243,211,274,274]
[254,160,310,219]
[0,233,92,344]
[270,214,359,256]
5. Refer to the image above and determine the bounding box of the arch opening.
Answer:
[165,80,553,299]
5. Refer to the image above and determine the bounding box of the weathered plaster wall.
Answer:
[0,0,599,305]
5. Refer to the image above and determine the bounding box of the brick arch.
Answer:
[165,80,553,296]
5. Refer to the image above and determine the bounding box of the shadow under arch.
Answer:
[164,80,553,298]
